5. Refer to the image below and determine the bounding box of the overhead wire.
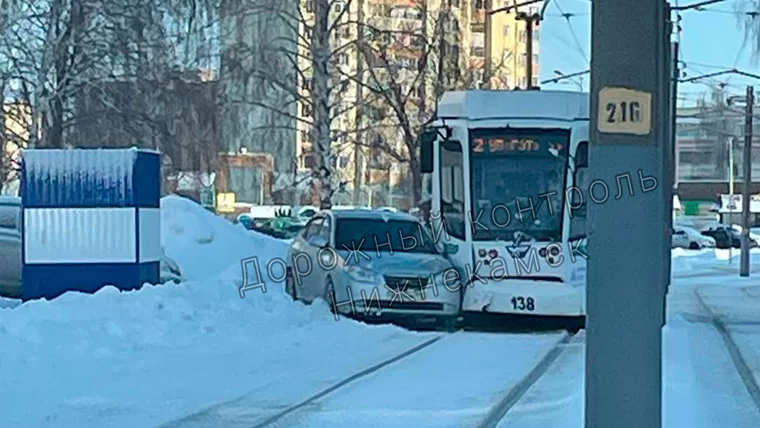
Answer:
[552,0,589,64]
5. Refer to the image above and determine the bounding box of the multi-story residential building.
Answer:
[220,0,537,206]
[469,0,542,89]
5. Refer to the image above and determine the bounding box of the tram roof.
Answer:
[437,90,590,122]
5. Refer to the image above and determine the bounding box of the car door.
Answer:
[301,216,326,301]
[310,215,334,297]
[290,217,322,299]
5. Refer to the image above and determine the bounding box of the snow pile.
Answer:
[671,247,760,277]
[0,194,419,428]
[160,194,287,281]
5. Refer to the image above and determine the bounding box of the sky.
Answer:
[537,0,760,106]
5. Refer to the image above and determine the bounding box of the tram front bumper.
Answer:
[461,277,585,317]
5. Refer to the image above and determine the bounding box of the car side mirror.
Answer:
[420,129,437,174]
[575,141,588,169]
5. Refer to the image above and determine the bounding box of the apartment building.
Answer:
[220,0,536,205]
[469,0,542,88]
[298,1,538,203]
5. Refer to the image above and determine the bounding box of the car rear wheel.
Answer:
[689,242,700,250]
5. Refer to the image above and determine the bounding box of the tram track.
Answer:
[693,288,760,413]
[472,332,576,428]
[249,334,446,428]
[163,328,575,428]
[257,329,574,428]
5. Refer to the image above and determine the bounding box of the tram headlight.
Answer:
[540,244,562,259]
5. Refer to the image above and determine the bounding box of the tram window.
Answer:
[440,140,465,240]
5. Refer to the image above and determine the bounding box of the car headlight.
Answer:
[345,266,383,283]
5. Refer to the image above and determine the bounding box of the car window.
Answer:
[0,205,20,230]
[335,218,439,254]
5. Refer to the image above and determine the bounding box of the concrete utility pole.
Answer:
[661,4,674,325]
[741,86,754,277]
[484,0,493,88]
[587,0,668,427]
[483,0,544,89]
[515,11,540,89]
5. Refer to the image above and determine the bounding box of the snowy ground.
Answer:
[2,198,760,427]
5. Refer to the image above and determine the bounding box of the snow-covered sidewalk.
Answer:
[3,198,760,427]
[0,196,430,427]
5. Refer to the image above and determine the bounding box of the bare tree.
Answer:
[738,2,760,61]
[354,4,509,206]
[219,0,383,209]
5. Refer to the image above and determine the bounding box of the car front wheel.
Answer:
[689,242,701,250]
[285,268,298,301]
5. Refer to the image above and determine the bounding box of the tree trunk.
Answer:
[409,156,422,207]
[313,0,333,209]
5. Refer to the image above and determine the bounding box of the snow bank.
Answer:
[0,194,420,428]
[672,248,760,277]
[160,194,287,281]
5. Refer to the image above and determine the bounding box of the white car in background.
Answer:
[672,225,715,250]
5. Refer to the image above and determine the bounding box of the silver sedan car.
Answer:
[285,209,462,329]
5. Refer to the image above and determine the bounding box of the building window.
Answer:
[519,30,526,42]
[503,24,510,36]
[475,0,485,9]
[532,76,538,87]
[533,53,539,64]
[533,29,540,40]
[301,103,312,117]
[519,53,527,66]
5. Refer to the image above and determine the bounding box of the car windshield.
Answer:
[335,218,439,254]
[469,129,569,241]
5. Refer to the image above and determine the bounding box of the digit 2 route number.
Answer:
[597,87,652,136]
[511,296,535,311]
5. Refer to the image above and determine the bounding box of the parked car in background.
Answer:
[730,225,760,245]
[700,224,757,249]
[285,209,461,330]
[0,196,183,299]
[672,225,715,250]
[0,196,21,298]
